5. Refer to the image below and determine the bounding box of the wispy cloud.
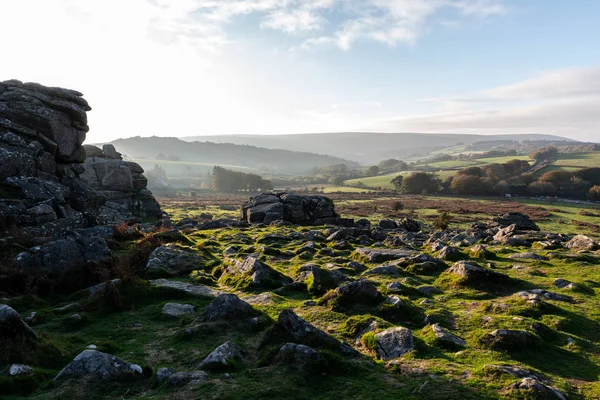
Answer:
[142,0,506,52]
[367,67,600,141]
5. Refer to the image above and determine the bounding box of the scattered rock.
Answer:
[274,343,322,370]
[0,304,38,363]
[198,341,242,370]
[167,371,208,388]
[149,279,221,298]
[504,378,566,400]
[565,235,598,251]
[198,294,258,322]
[332,280,382,307]
[162,303,196,318]
[145,244,205,277]
[494,212,540,231]
[375,327,414,360]
[438,246,463,261]
[354,247,417,263]
[9,364,34,376]
[444,260,510,285]
[155,367,175,383]
[241,193,337,225]
[221,256,292,289]
[431,324,466,348]
[508,252,548,261]
[482,329,536,350]
[54,349,143,381]
[277,309,355,355]
[362,264,402,277]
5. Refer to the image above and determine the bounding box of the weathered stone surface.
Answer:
[494,212,540,231]
[375,327,414,360]
[14,233,111,292]
[167,371,208,387]
[0,304,39,364]
[54,350,143,381]
[198,341,242,370]
[241,193,337,225]
[445,260,510,285]
[81,145,161,222]
[437,245,463,261]
[565,235,598,251]
[505,378,566,400]
[431,324,466,348]
[149,279,222,298]
[274,343,322,370]
[482,329,536,350]
[162,303,196,317]
[333,280,382,306]
[354,247,418,263]
[155,367,175,383]
[508,252,548,261]
[9,364,34,376]
[198,294,258,322]
[145,244,204,277]
[221,256,292,289]
[277,309,356,355]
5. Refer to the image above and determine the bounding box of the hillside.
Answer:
[108,136,360,176]
[179,133,575,164]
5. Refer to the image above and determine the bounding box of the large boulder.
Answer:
[54,349,143,381]
[375,327,414,360]
[13,231,112,292]
[494,212,540,231]
[198,294,258,322]
[241,193,338,225]
[565,235,598,252]
[81,145,162,222]
[274,343,323,371]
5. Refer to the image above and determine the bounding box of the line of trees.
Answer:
[211,166,273,193]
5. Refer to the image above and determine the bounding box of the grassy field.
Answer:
[552,152,600,168]
[345,155,536,190]
[3,192,600,399]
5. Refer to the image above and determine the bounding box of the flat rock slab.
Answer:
[162,303,196,317]
[149,279,222,298]
[355,248,418,263]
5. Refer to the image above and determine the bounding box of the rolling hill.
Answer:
[108,136,360,176]
[179,132,575,164]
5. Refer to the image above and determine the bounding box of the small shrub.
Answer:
[432,212,451,230]
[360,331,378,353]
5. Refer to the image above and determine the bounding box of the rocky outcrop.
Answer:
[241,193,337,225]
[0,80,163,293]
[0,80,104,237]
[81,144,161,223]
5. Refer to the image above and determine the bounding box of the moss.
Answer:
[360,331,378,353]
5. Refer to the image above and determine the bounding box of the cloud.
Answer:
[367,67,600,142]
[141,0,507,52]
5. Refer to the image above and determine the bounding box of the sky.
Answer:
[1,0,599,143]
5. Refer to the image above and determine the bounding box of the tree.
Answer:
[450,175,491,195]
[400,172,440,194]
[390,175,404,190]
[529,146,558,162]
[456,166,483,177]
[589,185,600,201]
[366,166,379,177]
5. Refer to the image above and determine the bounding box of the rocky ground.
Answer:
[2,195,600,399]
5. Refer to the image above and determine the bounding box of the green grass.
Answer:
[553,152,600,168]
[5,194,600,399]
